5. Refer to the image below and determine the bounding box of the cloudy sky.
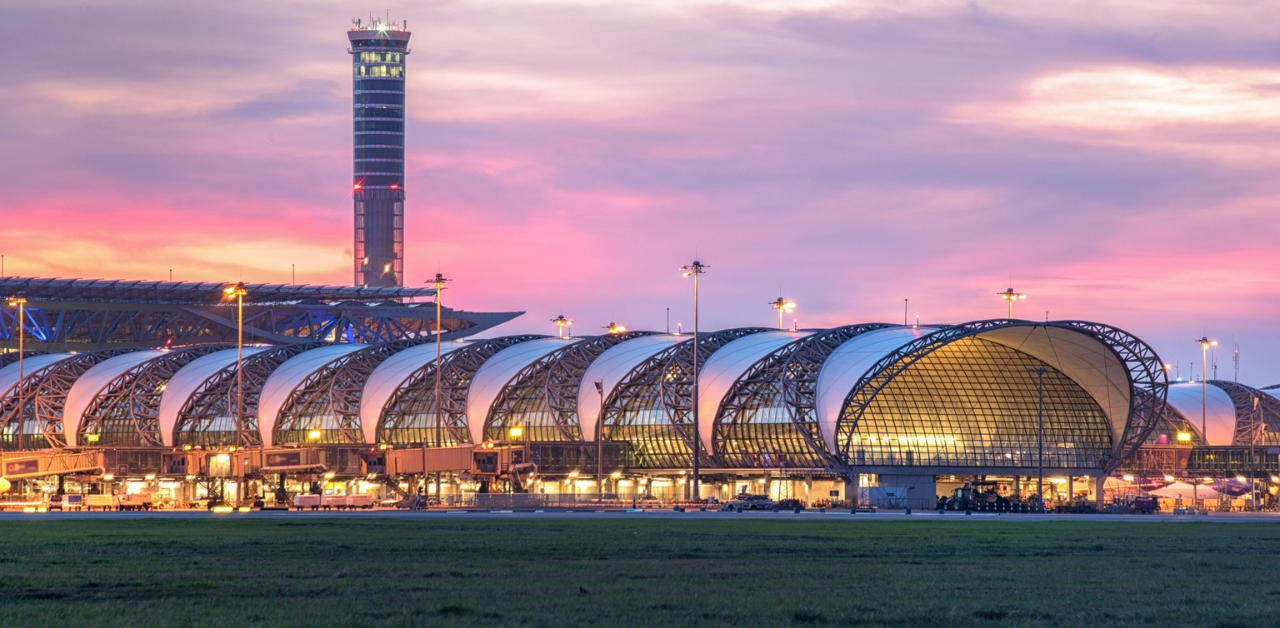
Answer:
[2,0,1278,382]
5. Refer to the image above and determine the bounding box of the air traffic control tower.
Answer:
[349,18,410,288]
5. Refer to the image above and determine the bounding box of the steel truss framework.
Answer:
[0,278,520,351]
[19,349,141,449]
[377,335,546,446]
[485,331,653,442]
[273,339,432,446]
[603,328,768,469]
[715,324,895,469]
[1209,380,1280,446]
[0,351,53,448]
[78,345,233,447]
[172,343,323,448]
[835,320,1167,472]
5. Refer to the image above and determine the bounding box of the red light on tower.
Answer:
[353,183,362,190]
[390,183,399,190]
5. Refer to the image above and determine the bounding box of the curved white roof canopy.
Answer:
[1165,382,1237,446]
[815,327,931,454]
[814,324,1135,455]
[973,325,1132,446]
[578,334,684,442]
[0,353,73,397]
[63,350,165,447]
[697,330,812,453]
[359,341,472,443]
[257,344,366,447]
[156,347,268,447]
[466,338,575,444]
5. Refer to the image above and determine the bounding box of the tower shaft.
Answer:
[349,19,411,287]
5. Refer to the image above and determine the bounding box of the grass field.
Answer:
[0,516,1276,627]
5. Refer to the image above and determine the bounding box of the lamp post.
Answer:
[997,287,1025,320]
[6,296,26,452]
[595,380,605,505]
[551,314,572,339]
[428,273,450,503]
[768,297,796,330]
[222,283,248,448]
[1195,337,1217,442]
[1030,367,1047,511]
[681,260,708,503]
[1251,396,1260,511]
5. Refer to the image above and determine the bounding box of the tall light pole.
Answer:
[428,273,450,502]
[1195,336,1217,442]
[595,380,605,505]
[997,287,1025,320]
[1250,396,1259,511]
[681,260,708,502]
[7,296,26,452]
[768,297,796,330]
[222,283,248,448]
[551,314,572,339]
[1030,367,1047,511]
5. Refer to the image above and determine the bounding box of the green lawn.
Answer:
[0,516,1274,627]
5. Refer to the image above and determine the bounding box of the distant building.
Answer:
[349,18,411,287]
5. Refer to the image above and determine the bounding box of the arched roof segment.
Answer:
[0,353,73,397]
[258,344,366,447]
[360,341,471,443]
[831,320,1166,470]
[579,334,684,442]
[157,348,267,447]
[969,325,1131,445]
[465,338,574,444]
[816,327,933,453]
[696,330,812,452]
[1165,382,1237,446]
[62,350,165,446]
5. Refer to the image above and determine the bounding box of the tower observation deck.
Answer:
[349,17,410,288]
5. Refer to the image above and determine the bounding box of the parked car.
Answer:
[776,498,805,511]
[723,494,774,511]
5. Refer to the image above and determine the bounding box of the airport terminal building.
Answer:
[9,276,1242,509]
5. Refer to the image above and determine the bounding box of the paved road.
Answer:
[2,508,1279,522]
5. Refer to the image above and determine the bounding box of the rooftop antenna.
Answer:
[904,299,908,326]
[666,307,670,334]
[1233,339,1239,382]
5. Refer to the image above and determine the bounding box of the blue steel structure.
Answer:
[0,277,521,351]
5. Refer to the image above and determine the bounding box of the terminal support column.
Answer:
[844,473,859,509]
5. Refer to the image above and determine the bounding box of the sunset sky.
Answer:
[2,0,1278,383]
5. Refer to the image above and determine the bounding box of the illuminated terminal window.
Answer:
[844,337,1112,468]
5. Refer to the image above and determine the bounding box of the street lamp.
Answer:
[768,297,796,330]
[551,314,573,339]
[604,322,627,335]
[6,296,26,452]
[1030,367,1047,511]
[222,283,248,447]
[595,380,605,505]
[997,287,1025,320]
[1195,336,1217,442]
[427,273,450,502]
[681,260,708,502]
